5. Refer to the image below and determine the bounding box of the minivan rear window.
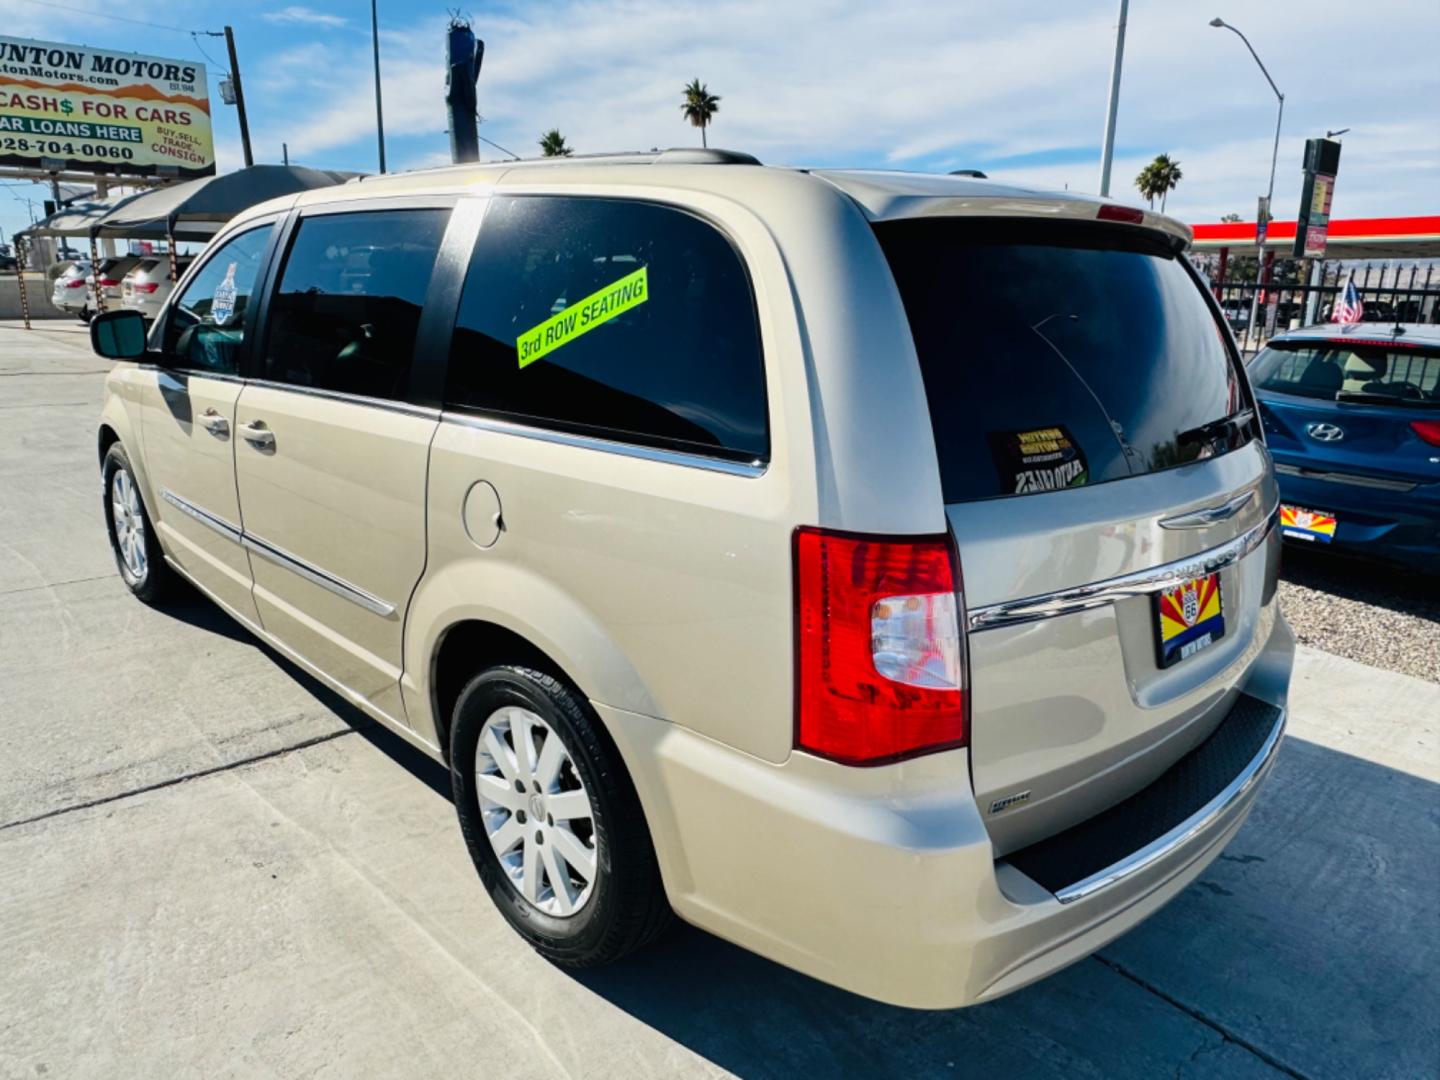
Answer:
[876,220,1251,502]
[1249,340,1440,407]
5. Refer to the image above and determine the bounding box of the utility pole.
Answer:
[1098,0,1129,196]
[223,26,255,167]
[282,142,289,166]
[371,0,387,173]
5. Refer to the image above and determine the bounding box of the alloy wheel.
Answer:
[111,469,147,581]
[475,706,599,917]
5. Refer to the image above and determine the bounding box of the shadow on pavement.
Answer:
[1281,544,1440,622]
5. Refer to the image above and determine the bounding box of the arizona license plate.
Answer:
[1280,504,1337,543]
[1154,573,1225,668]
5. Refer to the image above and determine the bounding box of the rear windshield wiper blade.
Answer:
[1335,390,1440,408]
[1178,407,1256,447]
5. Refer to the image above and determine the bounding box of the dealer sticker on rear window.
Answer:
[988,426,1089,495]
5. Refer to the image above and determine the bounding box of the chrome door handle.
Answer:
[238,420,275,449]
[198,408,229,438]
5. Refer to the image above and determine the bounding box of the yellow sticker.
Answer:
[516,265,649,368]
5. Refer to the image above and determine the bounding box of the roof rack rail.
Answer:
[652,148,761,165]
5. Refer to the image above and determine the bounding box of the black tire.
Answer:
[102,443,174,604]
[450,665,671,967]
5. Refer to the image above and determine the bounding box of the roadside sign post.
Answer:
[1294,138,1342,259]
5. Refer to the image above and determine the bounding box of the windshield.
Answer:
[875,219,1252,503]
[1250,340,1440,407]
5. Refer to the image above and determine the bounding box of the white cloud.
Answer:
[262,6,348,29]
[238,0,1438,225]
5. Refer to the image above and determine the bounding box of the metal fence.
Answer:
[1192,257,1440,354]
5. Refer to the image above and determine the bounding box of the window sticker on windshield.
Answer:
[988,426,1089,494]
[516,265,648,369]
[210,263,239,325]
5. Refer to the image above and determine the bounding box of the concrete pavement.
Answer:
[1,321,1436,1079]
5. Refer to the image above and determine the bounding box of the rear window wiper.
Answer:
[1178,407,1256,448]
[1335,390,1440,408]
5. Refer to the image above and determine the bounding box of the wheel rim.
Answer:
[475,706,598,917]
[110,469,147,581]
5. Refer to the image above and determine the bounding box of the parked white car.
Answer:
[50,260,92,318]
[83,256,143,319]
[121,256,190,321]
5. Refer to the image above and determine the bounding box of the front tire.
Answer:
[450,665,671,967]
[102,443,173,604]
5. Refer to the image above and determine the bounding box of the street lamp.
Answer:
[1211,17,1284,339]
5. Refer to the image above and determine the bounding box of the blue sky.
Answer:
[2,0,1437,247]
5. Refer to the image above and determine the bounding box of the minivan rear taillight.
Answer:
[794,528,966,765]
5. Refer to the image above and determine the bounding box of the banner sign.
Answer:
[0,35,214,178]
[1293,138,1341,259]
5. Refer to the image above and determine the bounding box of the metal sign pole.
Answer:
[88,232,105,315]
[15,235,31,330]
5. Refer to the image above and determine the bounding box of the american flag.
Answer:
[1332,279,1364,324]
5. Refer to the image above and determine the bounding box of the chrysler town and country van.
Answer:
[89,150,1294,1008]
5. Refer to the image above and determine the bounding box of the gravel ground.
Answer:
[1278,545,1440,683]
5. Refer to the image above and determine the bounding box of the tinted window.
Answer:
[163,225,274,375]
[1250,341,1440,406]
[263,209,449,401]
[876,220,1250,502]
[446,196,767,462]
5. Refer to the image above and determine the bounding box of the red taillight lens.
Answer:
[794,527,966,765]
[132,282,159,294]
[1097,203,1145,224]
[64,277,86,288]
[99,278,120,287]
[1410,420,1440,447]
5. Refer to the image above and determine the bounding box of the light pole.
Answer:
[1097,0,1129,197]
[1210,17,1284,342]
[371,0,387,173]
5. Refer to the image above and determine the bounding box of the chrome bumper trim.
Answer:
[1273,463,1417,493]
[1053,704,1287,905]
[967,510,1276,632]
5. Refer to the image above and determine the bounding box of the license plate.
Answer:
[1280,504,1337,543]
[1154,573,1225,668]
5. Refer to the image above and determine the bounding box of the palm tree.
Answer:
[680,79,721,148]
[539,129,572,157]
[1135,153,1183,211]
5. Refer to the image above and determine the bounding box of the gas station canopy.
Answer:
[1190,215,1440,260]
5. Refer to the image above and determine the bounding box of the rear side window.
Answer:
[876,220,1250,502]
[263,208,449,402]
[446,196,768,463]
[1249,341,1440,406]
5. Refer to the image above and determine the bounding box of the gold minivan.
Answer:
[91,151,1293,1008]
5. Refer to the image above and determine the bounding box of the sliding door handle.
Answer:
[238,420,275,450]
[198,408,229,438]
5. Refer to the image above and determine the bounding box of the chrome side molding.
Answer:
[1158,488,1255,529]
[1052,705,1286,904]
[160,489,395,618]
[968,510,1276,632]
[161,489,242,543]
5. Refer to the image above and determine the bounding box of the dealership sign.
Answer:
[0,35,214,179]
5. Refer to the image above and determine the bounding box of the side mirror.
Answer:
[90,309,148,360]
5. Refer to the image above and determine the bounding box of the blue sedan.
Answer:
[1248,324,1440,575]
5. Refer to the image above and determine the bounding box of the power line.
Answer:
[10,0,197,34]
[478,134,521,160]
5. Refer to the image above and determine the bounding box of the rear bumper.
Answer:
[1274,465,1440,573]
[600,614,1294,1009]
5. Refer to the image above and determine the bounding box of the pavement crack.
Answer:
[0,574,112,597]
[1094,954,1314,1080]
[0,728,361,833]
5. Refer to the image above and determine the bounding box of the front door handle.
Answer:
[198,408,229,438]
[238,420,275,450]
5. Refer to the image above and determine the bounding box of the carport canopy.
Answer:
[1190,215,1440,260]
